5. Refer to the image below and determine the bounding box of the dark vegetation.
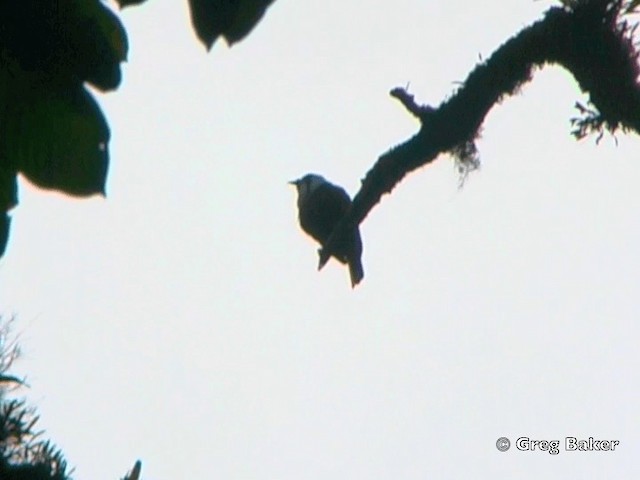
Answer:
[0,0,274,258]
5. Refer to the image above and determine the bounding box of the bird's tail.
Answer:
[349,257,364,288]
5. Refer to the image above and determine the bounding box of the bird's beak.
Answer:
[288,180,298,186]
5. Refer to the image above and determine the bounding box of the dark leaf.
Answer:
[5,83,110,197]
[223,0,275,45]
[188,0,275,49]
[0,213,9,258]
[122,460,142,480]
[116,0,149,8]
[74,0,129,90]
[0,161,18,212]
[0,0,128,91]
[189,0,237,50]
[0,156,17,258]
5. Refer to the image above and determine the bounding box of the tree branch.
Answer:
[389,87,435,121]
[319,0,640,274]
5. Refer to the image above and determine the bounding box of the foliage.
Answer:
[0,318,143,480]
[0,0,276,258]
[117,0,275,49]
[0,318,71,480]
[0,0,127,257]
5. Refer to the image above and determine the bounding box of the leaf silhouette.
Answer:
[116,0,149,8]
[188,0,275,49]
[4,82,110,197]
[0,214,9,258]
[0,0,127,91]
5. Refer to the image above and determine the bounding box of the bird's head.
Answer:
[289,173,327,205]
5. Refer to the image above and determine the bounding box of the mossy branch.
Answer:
[319,0,640,274]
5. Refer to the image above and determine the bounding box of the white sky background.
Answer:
[1,0,639,478]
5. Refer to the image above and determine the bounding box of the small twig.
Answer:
[389,87,435,122]
[121,460,142,480]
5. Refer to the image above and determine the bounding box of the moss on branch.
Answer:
[319,0,640,275]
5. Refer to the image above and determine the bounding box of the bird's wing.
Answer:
[299,184,350,245]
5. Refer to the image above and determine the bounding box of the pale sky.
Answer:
[1,1,639,479]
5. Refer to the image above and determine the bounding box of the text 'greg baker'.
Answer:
[514,437,620,454]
